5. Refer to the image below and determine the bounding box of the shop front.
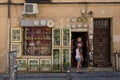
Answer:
[10,16,94,72]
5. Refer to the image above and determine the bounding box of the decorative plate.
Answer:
[89,23,93,27]
[47,20,54,28]
[77,23,82,28]
[34,20,39,25]
[66,23,71,28]
[89,35,93,39]
[77,17,82,22]
[71,17,77,22]
[41,20,46,25]
[66,18,71,23]
[82,17,88,23]
[71,24,76,28]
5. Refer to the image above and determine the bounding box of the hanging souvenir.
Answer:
[47,20,54,28]
[71,17,77,22]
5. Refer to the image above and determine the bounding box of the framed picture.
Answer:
[28,59,39,71]
[52,48,61,71]
[62,48,70,70]
[40,59,51,71]
[11,28,22,42]
[17,59,27,71]
[11,43,21,57]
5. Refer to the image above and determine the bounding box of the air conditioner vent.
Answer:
[23,3,39,15]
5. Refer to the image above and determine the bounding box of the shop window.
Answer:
[23,27,52,56]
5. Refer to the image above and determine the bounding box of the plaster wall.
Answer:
[0,2,120,72]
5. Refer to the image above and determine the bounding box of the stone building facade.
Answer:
[0,0,120,73]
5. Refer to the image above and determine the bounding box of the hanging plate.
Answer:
[66,23,71,28]
[77,17,82,22]
[47,20,54,27]
[66,18,71,23]
[41,20,46,26]
[71,24,76,28]
[71,17,77,22]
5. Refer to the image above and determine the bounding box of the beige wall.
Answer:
[1,0,120,3]
[0,5,8,73]
[0,0,120,72]
[52,0,120,2]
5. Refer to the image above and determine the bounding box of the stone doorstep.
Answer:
[71,67,114,72]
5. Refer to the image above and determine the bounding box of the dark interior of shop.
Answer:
[71,32,89,68]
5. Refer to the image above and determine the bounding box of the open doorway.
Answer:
[71,32,89,68]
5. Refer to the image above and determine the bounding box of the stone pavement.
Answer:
[0,71,120,80]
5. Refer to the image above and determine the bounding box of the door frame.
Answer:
[71,31,89,68]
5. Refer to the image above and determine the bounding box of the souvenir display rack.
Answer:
[23,27,52,56]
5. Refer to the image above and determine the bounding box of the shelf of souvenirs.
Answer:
[25,35,51,40]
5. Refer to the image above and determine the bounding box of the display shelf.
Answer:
[23,27,52,56]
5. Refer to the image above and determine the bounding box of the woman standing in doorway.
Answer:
[75,37,83,73]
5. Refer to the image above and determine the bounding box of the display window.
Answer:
[17,59,27,71]
[23,27,52,56]
[28,59,39,71]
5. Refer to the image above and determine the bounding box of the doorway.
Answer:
[93,19,111,67]
[71,32,89,68]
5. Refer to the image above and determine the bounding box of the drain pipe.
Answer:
[7,0,11,73]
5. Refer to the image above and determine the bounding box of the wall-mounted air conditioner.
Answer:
[23,3,39,15]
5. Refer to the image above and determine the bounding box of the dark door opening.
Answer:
[71,32,89,68]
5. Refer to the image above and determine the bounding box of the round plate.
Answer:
[47,20,54,27]
[34,20,39,25]
[41,20,46,25]
[89,23,93,27]
[77,23,82,28]
[66,23,71,28]
[71,24,76,28]
[77,17,82,22]
[66,18,70,23]
[71,17,77,22]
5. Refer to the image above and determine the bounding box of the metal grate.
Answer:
[94,19,110,27]
[25,4,33,12]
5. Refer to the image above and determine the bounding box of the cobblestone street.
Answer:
[0,71,120,80]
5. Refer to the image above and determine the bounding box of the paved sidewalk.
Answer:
[0,71,120,80]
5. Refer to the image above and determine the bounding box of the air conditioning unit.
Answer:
[23,3,39,15]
